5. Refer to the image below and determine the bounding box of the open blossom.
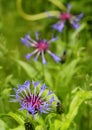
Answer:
[10,80,58,115]
[21,32,61,64]
[52,4,84,32]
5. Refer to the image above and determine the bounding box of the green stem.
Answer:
[16,0,60,21]
[63,24,69,47]
[48,0,66,11]
[65,26,69,44]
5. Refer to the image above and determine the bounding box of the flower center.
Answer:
[60,13,72,21]
[24,94,42,110]
[36,40,49,52]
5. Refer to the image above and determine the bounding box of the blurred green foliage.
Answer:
[0,0,92,130]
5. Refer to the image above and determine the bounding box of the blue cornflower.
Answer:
[52,4,84,32]
[21,32,61,64]
[10,80,58,115]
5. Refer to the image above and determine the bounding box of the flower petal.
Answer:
[25,50,38,60]
[32,81,39,88]
[39,106,48,114]
[47,50,61,63]
[49,96,55,103]
[71,21,80,29]
[41,51,47,64]
[48,36,58,44]
[41,84,46,92]
[21,37,31,47]
[24,80,30,88]
[35,31,39,40]
[38,83,46,97]
[34,52,40,61]
[75,13,84,22]
[48,90,53,95]
[67,4,72,12]
[52,21,65,32]
[27,106,36,115]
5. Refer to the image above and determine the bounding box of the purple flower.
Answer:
[10,80,58,115]
[21,32,61,64]
[52,4,84,32]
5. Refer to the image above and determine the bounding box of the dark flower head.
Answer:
[52,4,84,32]
[10,80,58,116]
[21,32,61,64]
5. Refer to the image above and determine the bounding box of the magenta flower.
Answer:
[21,32,61,64]
[52,4,84,32]
[10,80,58,115]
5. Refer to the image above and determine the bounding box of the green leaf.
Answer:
[54,120,61,130]
[35,125,43,130]
[10,125,24,130]
[44,68,54,87]
[60,90,92,130]
[0,66,3,69]
[56,59,79,88]
[71,23,86,42]
[16,60,37,79]
[8,112,24,125]
[0,119,8,130]
[4,75,13,84]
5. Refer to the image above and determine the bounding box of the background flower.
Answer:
[21,32,61,64]
[52,4,84,32]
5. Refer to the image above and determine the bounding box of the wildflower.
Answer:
[10,80,58,116]
[52,4,84,32]
[21,32,61,64]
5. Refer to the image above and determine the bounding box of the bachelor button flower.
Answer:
[52,4,84,32]
[10,80,58,116]
[21,32,61,64]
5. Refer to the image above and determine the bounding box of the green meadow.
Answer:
[0,0,92,130]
